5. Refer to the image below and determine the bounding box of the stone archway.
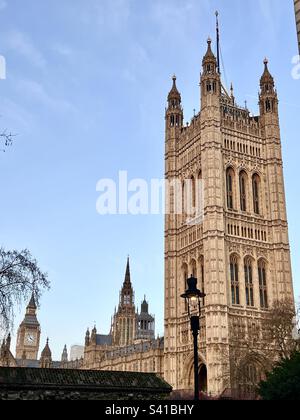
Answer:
[182,352,208,393]
[199,364,208,392]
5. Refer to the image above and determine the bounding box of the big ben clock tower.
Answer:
[16,293,41,360]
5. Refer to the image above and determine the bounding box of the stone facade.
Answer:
[164,40,294,395]
[1,38,295,399]
[295,0,300,53]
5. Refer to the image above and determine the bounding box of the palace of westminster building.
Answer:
[0,38,295,396]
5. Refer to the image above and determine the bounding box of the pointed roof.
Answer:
[168,75,181,102]
[20,292,39,328]
[123,257,132,287]
[202,38,217,64]
[61,344,68,362]
[141,296,149,314]
[27,292,37,310]
[260,58,274,86]
[41,338,52,359]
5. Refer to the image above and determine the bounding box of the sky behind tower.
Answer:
[0,0,299,360]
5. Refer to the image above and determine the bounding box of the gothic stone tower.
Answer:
[164,40,294,395]
[16,293,41,360]
[111,258,136,347]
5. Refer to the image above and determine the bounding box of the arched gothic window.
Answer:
[239,171,248,212]
[244,258,254,307]
[230,255,240,305]
[252,174,260,215]
[226,168,235,210]
[258,260,268,309]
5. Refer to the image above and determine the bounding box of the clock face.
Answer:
[25,332,36,346]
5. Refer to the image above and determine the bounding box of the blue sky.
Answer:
[0,0,299,360]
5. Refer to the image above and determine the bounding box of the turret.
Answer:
[61,345,68,363]
[85,328,90,347]
[259,58,278,117]
[39,338,52,368]
[200,38,221,111]
[165,75,183,131]
[91,326,97,345]
[6,334,11,350]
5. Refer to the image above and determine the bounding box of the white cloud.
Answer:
[16,79,76,114]
[52,44,73,57]
[5,30,46,69]
[0,0,7,11]
[81,0,131,31]
[151,0,194,26]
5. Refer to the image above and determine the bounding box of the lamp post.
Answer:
[181,275,206,401]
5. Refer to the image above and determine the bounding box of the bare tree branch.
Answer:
[0,248,50,332]
[0,130,14,152]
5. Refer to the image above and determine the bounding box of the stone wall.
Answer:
[0,367,172,400]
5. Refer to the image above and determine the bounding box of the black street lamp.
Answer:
[181,275,206,401]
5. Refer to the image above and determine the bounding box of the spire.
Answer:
[27,292,37,310]
[85,328,90,346]
[203,38,217,65]
[41,338,52,358]
[91,325,97,344]
[124,256,131,287]
[167,75,181,103]
[61,345,68,363]
[40,338,52,368]
[6,334,11,350]
[141,296,149,314]
[260,58,274,89]
[230,82,235,104]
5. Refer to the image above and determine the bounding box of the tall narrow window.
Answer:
[258,260,268,309]
[252,174,260,215]
[197,171,203,217]
[230,256,240,305]
[244,258,254,307]
[183,264,188,312]
[191,259,197,278]
[226,168,234,210]
[200,256,205,306]
[191,176,196,212]
[239,171,247,212]
[182,181,185,218]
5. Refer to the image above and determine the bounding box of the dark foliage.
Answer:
[259,352,300,400]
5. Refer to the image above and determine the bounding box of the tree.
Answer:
[0,130,14,152]
[264,299,298,360]
[259,352,300,400]
[0,248,50,331]
[216,298,298,399]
